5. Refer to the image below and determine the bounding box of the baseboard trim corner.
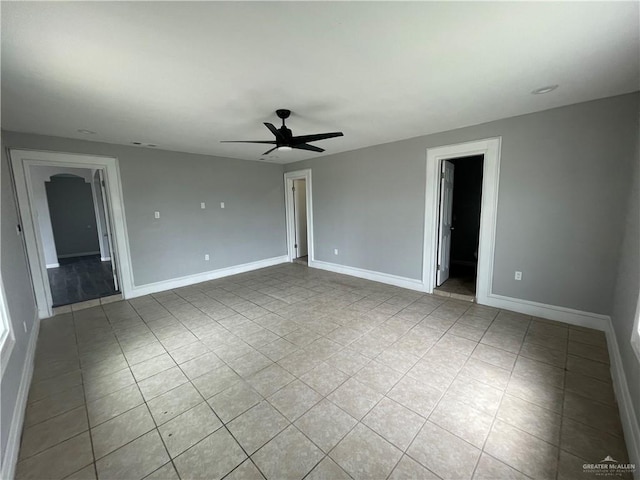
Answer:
[309,259,425,292]
[128,255,289,298]
[482,293,639,469]
[1,314,40,480]
[604,318,640,474]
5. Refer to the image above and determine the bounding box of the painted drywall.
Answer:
[294,179,308,258]
[285,93,639,315]
[2,132,287,287]
[610,132,640,449]
[46,175,100,257]
[28,166,94,267]
[0,146,38,472]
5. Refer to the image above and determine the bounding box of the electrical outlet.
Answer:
[205,254,210,261]
[200,202,206,209]
[334,249,339,255]
[515,271,522,281]
[220,202,225,209]
[154,211,160,219]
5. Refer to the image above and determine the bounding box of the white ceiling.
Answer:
[2,2,638,164]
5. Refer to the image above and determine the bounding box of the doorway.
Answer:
[423,138,501,304]
[284,169,314,265]
[435,155,484,297]
[9,149,133,318]
[292,178,308,264]
[43,171,119,306]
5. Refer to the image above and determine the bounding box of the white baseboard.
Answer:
[309,259,425,292]
[482,293,639,473]
[57,251,100,259]
[100,257,111,262]
[483,293,609,331]
[1,314,40,480]
[605,318,640,477]
[128,255,289,298]
[45,263,59,269]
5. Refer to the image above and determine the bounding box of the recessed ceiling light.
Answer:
[77,129,96,134]
[147,144,157,148]
[132,141,142,145]
[531,85,559,95]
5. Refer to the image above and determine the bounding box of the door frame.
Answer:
[422,138,501,304]
[284,169,314,263]
[9,149,134,318]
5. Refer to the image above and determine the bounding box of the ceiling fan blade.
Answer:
[264,123,285,141]
[292,143,325,153]
[263,146,279,155]
[290,132,344,144]
[220,140,277,144]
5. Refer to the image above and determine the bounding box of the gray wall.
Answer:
[28,166,95,266]
[610,134,640,446]
[1,132,287,286]
[46,175,100,257]
[0,145,39,472]
[286,93,639,315]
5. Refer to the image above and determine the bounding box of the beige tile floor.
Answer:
[17,264,630,480]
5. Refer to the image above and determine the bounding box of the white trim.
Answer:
[606,317,640,474]
[631,293,640,364]
[284,169,314,263]
[0,278,16,378]
[45,263,59,269]
[101,257,112,262]
[310,259,425,292]
[129,255,288,298]
[57,251,100,259]
[423,138,502,305]
[0,313,40,480]
[9,149,134,318]
[483,293,610,330]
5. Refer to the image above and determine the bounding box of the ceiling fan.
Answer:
[221,109,343,155]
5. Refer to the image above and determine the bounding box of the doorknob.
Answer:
[450,226,455,231]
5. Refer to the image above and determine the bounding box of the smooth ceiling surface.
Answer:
[2,2,638,163]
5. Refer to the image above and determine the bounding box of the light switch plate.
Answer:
[154,211,160,219]
[201,202,206,209]
[220,202,225,209]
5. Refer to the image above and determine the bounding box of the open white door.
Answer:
[293,179,308,258]
[98,170,119,291]
[436,160,455,286]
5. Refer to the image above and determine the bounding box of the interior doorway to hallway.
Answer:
[9,149,133,319]
[422,137,502,305]
[284,169,314,265]
[292,178,308,265]
[434,155,484,298]
[30,167,119,307]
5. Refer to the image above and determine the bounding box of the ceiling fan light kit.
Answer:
[222,109,344,156]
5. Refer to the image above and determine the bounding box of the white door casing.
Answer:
[436,161,454,286]
[423,137,501,304]
[9,149,133,318]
